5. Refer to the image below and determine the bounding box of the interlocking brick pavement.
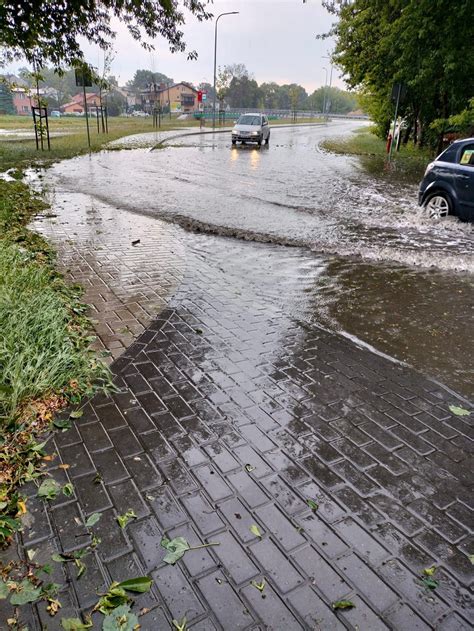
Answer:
[1,187,472,630]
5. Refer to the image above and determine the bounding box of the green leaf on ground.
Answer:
[102,604,138,631]
[116,577,152,593]
[161,536,190,564]
[332,600,355,610]
[75,558,86,579]
[38,478,61,500]
[53,418,72,430]
[250,524,262,538]
[61,617,93,630]
[306,499,319,512]
[449,405,470,416]
[0,581,9,599]
[423,566,436,576]
[244,464,255,473]
[116,509,137,529]
[63,483,74,497]
[468,554,474,565]
[251,579,266,592]
[95,585,129,615]
[9,579,42,605]
[172,617,188,631]
[52,553,70,563]
[27,548,38,561]
[69,409,84,419]
[421,577,439,590]
[85,512,102,528]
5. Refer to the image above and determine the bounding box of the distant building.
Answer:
[61,93,101,114]
[140,82,198,113]
[117,86,139,110]
[0,74,45,115]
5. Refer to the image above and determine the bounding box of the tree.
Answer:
[126,70,173,92]
[308,86,357,114]
[215,66,232,105]
[323,0,474,148]
[227,76,261,108]
[0,80,15,114]
[0,1,212,68]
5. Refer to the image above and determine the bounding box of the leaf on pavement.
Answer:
[53,418,72,430]
[9,579,42,605]
[250,524,262,538]
[244,464,255,473]
[421,576,439,590]
[69,410,84,419]
[332,600,355,610]
[422,566,436,576]
[60,617,93,630]
[448,405,470,416]
[117,509,137,529]
[102,604,138,631]
[85,512,102,528]
[62,483,74,497]
[75,558,86,579]
[0,581,9,599]
[116,577,152,593]
[38,479,61,501]
[172,617,188,631]
[251,579,266,592]
[469,554,474,565]
[161,536,190,564]
[306,499,319,512]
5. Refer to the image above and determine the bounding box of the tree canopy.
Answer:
[323,0,474,147]
[0,0,212,68]
[126,70,174,91]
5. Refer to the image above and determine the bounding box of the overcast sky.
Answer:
[5,0,345,93]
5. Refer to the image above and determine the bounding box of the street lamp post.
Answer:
[213,11,239,130]
[322,54,334,118]
[322,67,328,118]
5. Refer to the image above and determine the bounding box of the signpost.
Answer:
[75,66,93,149]
[388,82,406,162]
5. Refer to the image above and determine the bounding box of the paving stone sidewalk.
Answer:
[1,189,473,630]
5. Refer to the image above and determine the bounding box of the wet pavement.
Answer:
[1,125,473,630]
[0,121,474,631]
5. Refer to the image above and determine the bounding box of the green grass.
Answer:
[0,114,201,171]
[0,179,112,544]
[321,127,433,181]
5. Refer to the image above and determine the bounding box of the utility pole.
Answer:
[321,67,328,119]
[212,11,239,130]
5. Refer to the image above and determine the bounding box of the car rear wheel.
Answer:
[231,139,236,145]
[266,133,270,145]
[423,192,452,219]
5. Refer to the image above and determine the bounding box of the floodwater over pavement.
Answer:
[42,120,473,396]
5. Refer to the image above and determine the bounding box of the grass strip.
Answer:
[0,178,113,546]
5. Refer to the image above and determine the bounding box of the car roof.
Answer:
[241,112,263,116]
[451,137,474,144]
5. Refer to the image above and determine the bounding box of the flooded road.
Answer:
[43,121,473,396]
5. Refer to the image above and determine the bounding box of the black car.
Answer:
[418,138,474,221]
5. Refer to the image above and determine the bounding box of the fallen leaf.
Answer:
[131,239,141,245]
[69,410,84,419]
[250,524,262,538]
[17,499,27,514]
[244,464,255,473]
[58,464,70,470]
[332,600,355,610]
[423,566,436,576]
[161,536,190,564]
[26,548,37,561]
[9,579,42,605]
[116,577,153,593]
[62,483,74,497]
[251,579,266,592]
[54,418,72,431]
[0,581,9,599]
[172,617,188,631]
[117,509,137,529]
[421,577,439,590]
[468,554,474,565]
[75,558,86,579]
[306,499,319,512]
[61,616,93,629]
[103,604,138,631]
[85,512,102,528]
[449,405,470,417]
[38,479,61,501]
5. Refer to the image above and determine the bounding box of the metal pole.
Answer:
[321,67,327,119]
[388,83,401,162]
[212,11,239,130]
[168,82,171,119]
[83,82,91,149]
[327,63,333,119]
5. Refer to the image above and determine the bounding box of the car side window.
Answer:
[439,145,457,163]
[459,144,474,166]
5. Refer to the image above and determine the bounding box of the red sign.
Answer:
[197,90,203,103]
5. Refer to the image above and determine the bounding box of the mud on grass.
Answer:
[0,179,113,546]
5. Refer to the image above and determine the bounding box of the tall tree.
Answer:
[126,70,173,92]
[323,0,474,147]
[0,1,212,68]
[0,81,15,115]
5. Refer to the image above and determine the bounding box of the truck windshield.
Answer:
[237,115,261,125]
